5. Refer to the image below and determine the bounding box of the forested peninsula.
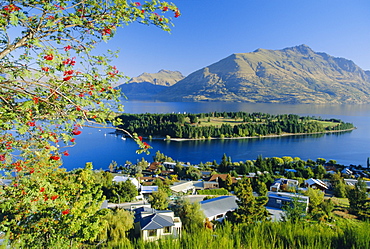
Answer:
[116,112,354,140]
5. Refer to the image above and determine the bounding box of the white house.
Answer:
[133,207,182,241]
[112,176,140,189]
[270,178,299,192]
[267,192,309,212]
[140,185,159,195]
[199,196,238,222]
[170,181,195,194]
[304,178,328,191]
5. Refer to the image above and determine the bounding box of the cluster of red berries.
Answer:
[44,54,54,61]
[101,27,112,36]
[3,4,20,13]
[62,57,76,66]
[72,126,82,135]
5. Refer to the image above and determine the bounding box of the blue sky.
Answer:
[104,0,370,78]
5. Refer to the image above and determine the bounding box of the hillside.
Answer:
[127,69,184,86]
[118,70,184,100]
[155,45,370,104]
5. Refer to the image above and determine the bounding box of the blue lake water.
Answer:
[62,101,370,171]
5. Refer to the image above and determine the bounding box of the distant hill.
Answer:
[154,45,370,104]
[118,70,184,100]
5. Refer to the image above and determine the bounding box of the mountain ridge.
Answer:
[117,70,184,100]
[154,45,370,104]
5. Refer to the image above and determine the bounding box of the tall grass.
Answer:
[95,220,370,249]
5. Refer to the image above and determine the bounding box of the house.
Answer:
[163,162,176,171]
[267,192,309,212]
[341,168,353,176]
[170,181,195,194]
[140,185,158,195]
[202,181,219,189]
[190,181,219,192]
[199,195,238,222]
[200,171,212,179]
[304,178,328,191]
[112,176,141,189]
[270,178,299,192]
[0,179,12,186]
[344,179,370,191]
[208,174,238,184]
[139,176,166,186]
[146,162,161,173]
[133,207,182,241]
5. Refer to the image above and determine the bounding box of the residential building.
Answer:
[270,178,299,192]
[112,176,141,189]
[267,192,309,212]
[199,195,238,222]
[304,178,328,191]
[133,207,182,241]
[170,181,195,194]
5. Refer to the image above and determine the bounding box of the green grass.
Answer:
[190,117,340,130]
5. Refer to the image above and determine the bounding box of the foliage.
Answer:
[103,179,138,203]
[172,199,205,232]
[347,178,368,216]
[0,0,180,246]
[93,170,113,188]
[153,150,174,163]
[304,188,324,214]
[104,220,370,249]
[116,112,353,139]
[96,208,133,247]
[333,179,347,198]
[255,180,268,196]
[197,188,229,196]
[148,189,169,210]
[0,163,107,248]
[227,177,269,224]
[282,196,307,223]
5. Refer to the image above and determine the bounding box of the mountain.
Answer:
[154,45,370,104]
[128,69,184,86]
[118,70,184,100]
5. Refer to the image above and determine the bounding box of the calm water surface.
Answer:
[62,102,370,171]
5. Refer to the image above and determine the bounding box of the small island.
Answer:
[116,111,355,140]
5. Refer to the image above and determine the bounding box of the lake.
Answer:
[62,101,370,171]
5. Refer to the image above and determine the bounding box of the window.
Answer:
[216,214,224,219]
[148,229,157,237]
[164,226,172,234]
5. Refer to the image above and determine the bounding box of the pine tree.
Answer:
[227,177,269,224]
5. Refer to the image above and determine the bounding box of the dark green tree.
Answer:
[173,199,204,232]
[103,180,138,203]
[148,189,169,210]
[225,174,233,191]
[227,177,269,224]
[347,178,368,215]
[97,208,133,247]
[282,196,307,223]
[256,181,268,196]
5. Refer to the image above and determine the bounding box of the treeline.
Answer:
[116,112,354,139]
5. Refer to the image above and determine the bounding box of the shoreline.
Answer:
[148,127,356,142]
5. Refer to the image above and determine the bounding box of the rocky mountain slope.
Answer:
[118,70,184,100]
[154,45,370,104]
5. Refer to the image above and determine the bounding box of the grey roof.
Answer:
[344,179,370,189]
[305,178,328,190]
[0,179,12,186]
[268,192,309,203]
[140,213,174,230]
[141,186,158,194]
[200,196,238,218]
